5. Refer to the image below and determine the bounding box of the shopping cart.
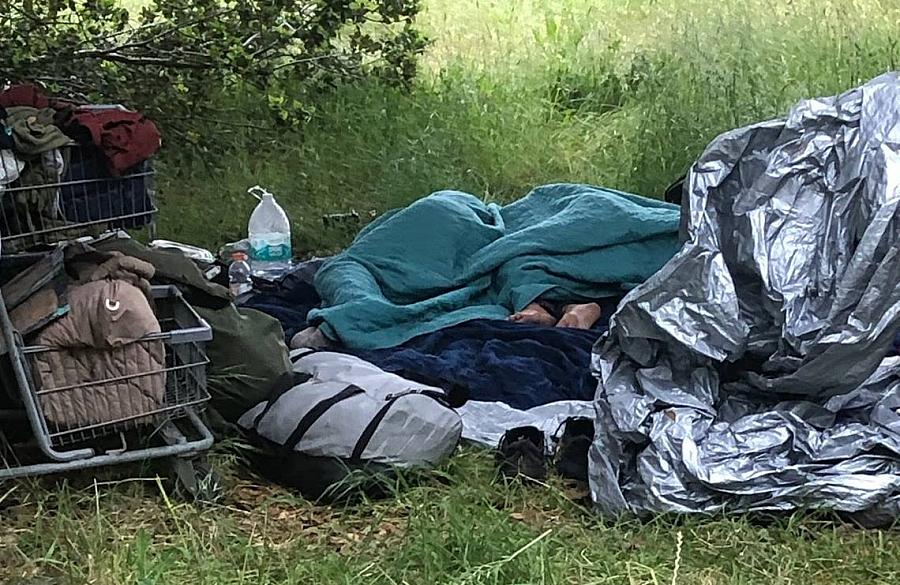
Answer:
[0,132,157,252]
[0,138,217,499]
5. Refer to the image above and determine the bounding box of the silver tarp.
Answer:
[590,72,900,524]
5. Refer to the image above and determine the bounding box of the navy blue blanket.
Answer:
[242,261,322,341]
[351,319,604,410]
[245,263,615,410]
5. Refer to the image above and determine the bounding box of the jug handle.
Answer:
[248,185,273,201]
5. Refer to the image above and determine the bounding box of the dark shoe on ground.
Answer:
[496,426,547,482]
[554,417,594,482]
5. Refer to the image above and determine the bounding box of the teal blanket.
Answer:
[309,184,681,349]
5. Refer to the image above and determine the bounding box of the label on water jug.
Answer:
[250,233,291,262]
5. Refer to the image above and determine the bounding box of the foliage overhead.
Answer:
[0,0,426,142]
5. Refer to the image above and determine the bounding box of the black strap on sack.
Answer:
[252,371,312,428]
[350,388,461,461]
[282,384,365,454]
[393,368,469,408]
[289,348,321,364]
[350,396,401,462]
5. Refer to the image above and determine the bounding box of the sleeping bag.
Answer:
[308,184,680,349]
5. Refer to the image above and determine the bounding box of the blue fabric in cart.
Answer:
[59,145,154,228]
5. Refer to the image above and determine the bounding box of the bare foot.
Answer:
[509,302,557,327]
[290,326,337,350]
[556,303,602,329]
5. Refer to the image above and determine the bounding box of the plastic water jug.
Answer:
[247,185,292,278]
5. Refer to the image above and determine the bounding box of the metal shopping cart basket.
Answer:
[0,117,158,252]
[0,137,217,499]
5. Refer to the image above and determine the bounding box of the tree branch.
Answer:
[69,50,213,69]
[270,51,347,72]
[250,39,283,60]
[75,8,238,55]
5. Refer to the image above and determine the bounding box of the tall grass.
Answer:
[155,0,899,253]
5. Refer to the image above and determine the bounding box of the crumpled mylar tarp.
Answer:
[590,72,900,525]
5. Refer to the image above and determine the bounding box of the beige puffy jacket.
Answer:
[32,253,166,431]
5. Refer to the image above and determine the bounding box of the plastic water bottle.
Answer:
[247,185,292,278]
[228,251,253,297]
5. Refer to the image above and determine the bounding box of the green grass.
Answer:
[5,0,900,582]
[4,449,900,585]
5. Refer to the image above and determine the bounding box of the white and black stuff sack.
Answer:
[238,349,463,499]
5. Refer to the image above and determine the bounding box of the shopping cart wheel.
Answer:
[171,455,222,503]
